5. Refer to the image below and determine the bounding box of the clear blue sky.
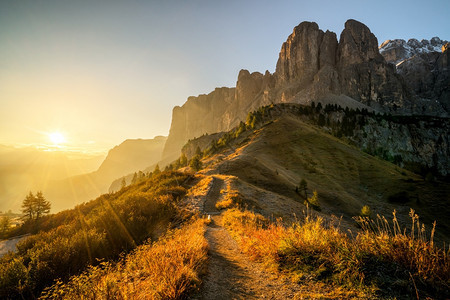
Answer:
[1,0,449,153]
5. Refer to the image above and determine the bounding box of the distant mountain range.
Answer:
[0,146,104,212]
[1,137,166,212]
[44,136,167,212]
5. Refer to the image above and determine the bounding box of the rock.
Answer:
[235,70,264,110]
[337,20,409,109]
[381,36,450,114]
[337,19,381,65]
[275,21,324,86]
[162,88,235,161]
[319,30,338,68]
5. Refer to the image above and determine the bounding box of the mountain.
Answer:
[380,38,449,112]
[379,37,448,65]
[163,19,449,163]
[43,136,167,212]
[96,136,166,176]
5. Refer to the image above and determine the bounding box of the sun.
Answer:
[48,132,66,145]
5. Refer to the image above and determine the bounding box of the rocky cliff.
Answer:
[162,19,449,163]
[380,38,450,113]
[97,136,167,177]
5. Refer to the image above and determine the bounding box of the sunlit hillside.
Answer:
[42,137,166,212]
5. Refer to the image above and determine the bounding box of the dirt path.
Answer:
[202,177,223,214]
[193,176,300,299]
[0,234,29,258]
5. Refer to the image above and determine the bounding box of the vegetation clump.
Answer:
[215,186,243,210]
[222,208,449,299]
[41,218,209,300]
[0,171,192,299]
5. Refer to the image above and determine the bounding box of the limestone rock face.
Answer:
[336,20,409,109]
[162,87,235,161]
[275,21,324,86]
[381,37,450,113]
[337,19,380,66]
[319,31,338,68]
[435,44,450,111]
[380,37,448,65]
[235,70,264,111]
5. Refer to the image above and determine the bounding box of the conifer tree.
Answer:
[195,146,202,157]
[180,153,188,166]
[34,191,51,219]
[21,191,35,221]
[189,156,202,171]
[299,179,308,198]
[154,164,161,174]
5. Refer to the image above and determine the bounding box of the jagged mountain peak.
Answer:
[379,37,448,65]
[162,19,449,163]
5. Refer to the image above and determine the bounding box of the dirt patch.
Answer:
[0,235,29,258]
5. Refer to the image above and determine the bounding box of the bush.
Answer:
[360,205,371,217]
[41,218,209,299]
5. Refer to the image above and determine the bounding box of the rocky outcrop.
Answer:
[380,37,448,65]
[275,22,325,86]
[163,88,235,161]
[98,136,167,177]
[380,38,450,114]
[161,19,448,163]
[335,20,409,110]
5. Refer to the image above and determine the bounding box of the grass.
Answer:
[0,171,192,298]
[222,208,450,299]
[41,218,209,300]
[215,184,243,210]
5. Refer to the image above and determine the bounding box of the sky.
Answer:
[1,0,449,154]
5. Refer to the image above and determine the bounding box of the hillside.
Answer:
[44,136,167,212]
[185,104,449,242]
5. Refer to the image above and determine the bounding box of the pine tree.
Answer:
[154,164,161,174]
[180,153,188,166]
[195,146,202,157]
[0,216,11,237]
[34,191,51,219]
[21,191,35,221]
[121,177,127,189]
[189,155,202,171]
[299,179,308,198]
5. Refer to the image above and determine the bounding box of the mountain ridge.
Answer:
[162,19,449,164]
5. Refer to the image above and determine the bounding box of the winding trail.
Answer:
[192,176,300,299]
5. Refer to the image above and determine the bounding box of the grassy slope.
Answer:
[205,113,450,242]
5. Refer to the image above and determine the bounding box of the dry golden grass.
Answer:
[186,175,213,198]
[222,208,450,299]
[41,218,209,300]
[215,181,243,210]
